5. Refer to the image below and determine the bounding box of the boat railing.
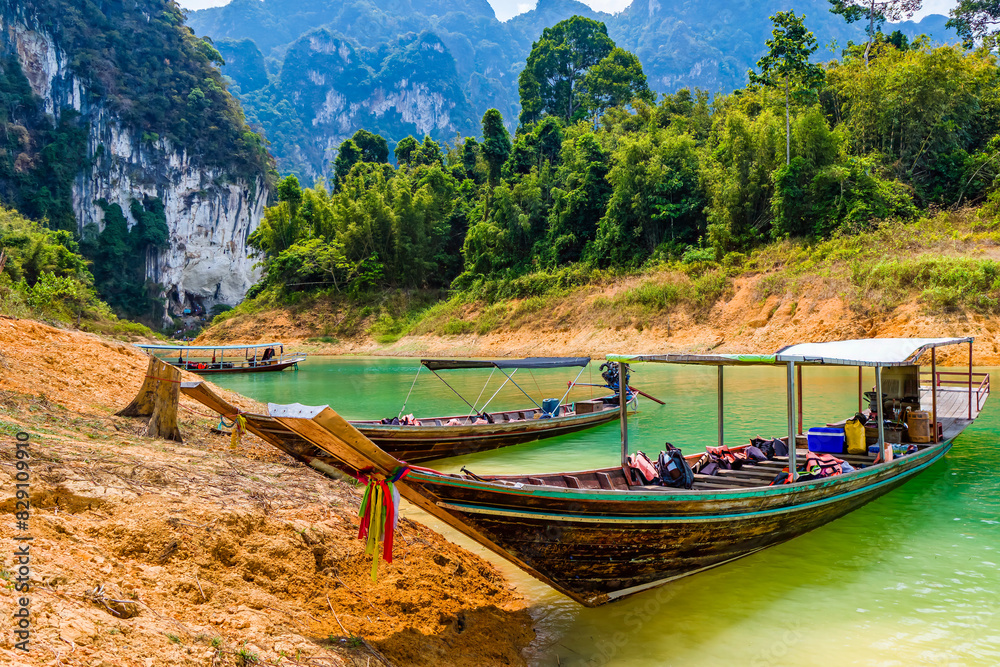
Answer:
[920,370,991,413]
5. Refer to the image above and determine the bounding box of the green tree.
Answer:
[351,129,389,163]
[518,16,615,124]
[948,1,1000,47]
[582,47,654,119]
[749,11,826,165]
[333,139,363,189]
[829,1,922,65]
[394,136,420,165]
[482,110,511,184]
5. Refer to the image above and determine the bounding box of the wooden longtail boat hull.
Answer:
[351,406,620,462]
[171,358,304,374]
[180,380,968,606]
[410,443,949,603]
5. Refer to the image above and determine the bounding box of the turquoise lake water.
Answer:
[211,357,1000,666]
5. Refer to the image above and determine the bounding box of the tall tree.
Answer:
[351,129,389,163]
[518,16,615,124]
[749,11,826,165]
[582,47,655,119]
[829,0,922,64]
[481,108,511,217]
[394,136,420,166]
[332,139,363,189]
[948,1,1000,47]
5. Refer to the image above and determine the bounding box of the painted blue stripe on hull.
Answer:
[436,444,950,524]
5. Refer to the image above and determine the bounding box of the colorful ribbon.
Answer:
[227,413,247,449]
[356,465,411,581]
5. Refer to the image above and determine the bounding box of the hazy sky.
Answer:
[175,0,958,23]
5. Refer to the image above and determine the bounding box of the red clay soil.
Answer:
[0,317,534,667]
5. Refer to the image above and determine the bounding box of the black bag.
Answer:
[657,443,694,489]
[751,437,775,459]
[772,438,788,457]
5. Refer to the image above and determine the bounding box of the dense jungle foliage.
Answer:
[190,0,953,180]
[246,16,1000,306]
[18,0,272,181]
[0,205,150,334]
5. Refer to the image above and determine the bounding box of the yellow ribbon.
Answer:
[230,413,247,449]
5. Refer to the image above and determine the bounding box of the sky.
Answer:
[175,0,959,22]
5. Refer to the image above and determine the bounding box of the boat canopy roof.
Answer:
[608,337,973,368]
[422,356,590,371]
[136,342,284,351]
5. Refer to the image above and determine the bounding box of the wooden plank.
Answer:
[596,472,615,490]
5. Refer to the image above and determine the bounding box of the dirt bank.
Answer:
[0,317,534,666]
[196,272,996,366]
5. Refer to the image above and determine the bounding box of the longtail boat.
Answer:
[180,338,989,606]
[347,357,624,462]
[136,343,306,374]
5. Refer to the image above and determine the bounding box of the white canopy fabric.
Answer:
[774,337,972,367]
[608,337,973,368]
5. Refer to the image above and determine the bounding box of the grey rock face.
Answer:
[1,8,267,323]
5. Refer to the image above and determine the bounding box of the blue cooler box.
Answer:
[807,427,845,453]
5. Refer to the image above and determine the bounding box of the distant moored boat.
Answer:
[136,342,306,374]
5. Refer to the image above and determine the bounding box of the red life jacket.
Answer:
[627,451,659,484]
[804,451,844,478]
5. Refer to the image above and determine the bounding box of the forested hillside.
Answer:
[211,12,1000,348]
[187,0,956,180]
[0,0,274,327]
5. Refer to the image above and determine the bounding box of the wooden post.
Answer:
[969,340,974,420]
[717,366,724,449]
[787,361,797,481]
[931,347,938,444]
[118,356,183,442]
[858,366,863,414]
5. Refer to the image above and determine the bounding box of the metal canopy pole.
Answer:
[797,364,804,435]
[398,364,423,419]
[428,368,478,413]
[931,347,938,444]
[787,361,798,481]
[619,361,630,483]
[858,366,863,414]
[477,368,518,415]
[494,368,542,409]
[717,366,724,449]
[969,340,974,420]
[555,365,589,412]
[467,366,497,418]
[875,365,888,460]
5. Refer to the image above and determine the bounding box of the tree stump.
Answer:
[118,356,183,442]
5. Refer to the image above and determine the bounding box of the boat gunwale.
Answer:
[352,402,619,433]
[429,442,951,522]
[403,437,951,503]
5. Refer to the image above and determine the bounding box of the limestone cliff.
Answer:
[1,2,269,321]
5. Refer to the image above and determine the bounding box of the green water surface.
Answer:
[211,357,1000,666]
